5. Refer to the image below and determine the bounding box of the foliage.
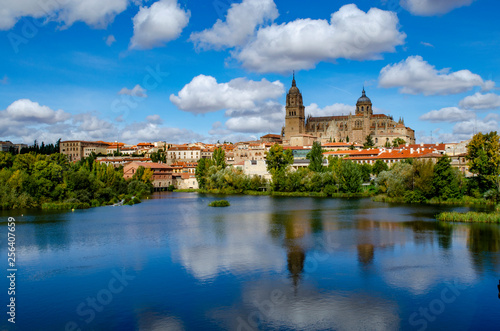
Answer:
[0,152,151,210]
[375,162,413,197]
[372,160,388,176]
[437,211,500,223]
[432,156,462,200]
[266,144,293,190]
[392,138,406,148]
[150,148,167,163]
[466,131,500,194]
[359,163,372,183]
[208,200,230,207]
[213,147,226,168]
[364,135,375,149]
[307,141,325,172]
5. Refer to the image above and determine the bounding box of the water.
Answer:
[1,193,499,330]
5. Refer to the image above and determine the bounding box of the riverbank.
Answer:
[372,194,495,206]
[174,188,375,199]
[436,204,500,223]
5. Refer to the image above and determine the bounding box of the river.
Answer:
[1,192,499,330]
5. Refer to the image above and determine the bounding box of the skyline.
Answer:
[0,0,499,145]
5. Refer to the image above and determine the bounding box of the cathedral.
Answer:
[282,75,415,147]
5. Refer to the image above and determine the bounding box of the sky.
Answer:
[0,0,499,145]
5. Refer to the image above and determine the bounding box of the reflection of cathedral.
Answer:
[282,75,416,146]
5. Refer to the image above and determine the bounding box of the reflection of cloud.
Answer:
[211,280,400,330]
[381,250,477,295]
[137,311,184,331]
[171,211,286,281]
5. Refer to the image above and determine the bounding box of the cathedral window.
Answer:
[361,106,364,112]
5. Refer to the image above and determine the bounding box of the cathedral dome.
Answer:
[289,74,300,94]
[357,88,371,103]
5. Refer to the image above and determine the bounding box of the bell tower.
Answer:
[284,72,305,141]
[356,87,373,116]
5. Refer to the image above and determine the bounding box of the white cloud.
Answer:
[452,117,499,135]
[121,122,204,143]
[170,75,284,114]
[130,0,190,50]
[420,41,434,47]
[118,84,147,97]
[401,0,475,16]
[0,0,131,30]
[3,99,71,124]
[459,92,500,110]
[306,103,355,117]
[235,4,406,73]
[190,0,278,50]
[106,34,116,46]
[146,114,163,124]
[73,112,116,139]
[379,55,494,95]
[419,107,475,123]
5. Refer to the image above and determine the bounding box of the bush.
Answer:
[208,200,230,207]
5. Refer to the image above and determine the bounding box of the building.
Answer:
[0,141,27,153]
[282,76,415,147]
[60,140,109,161]
[166,146,201,164]
[96,156,151,168]
[123,161,174,190]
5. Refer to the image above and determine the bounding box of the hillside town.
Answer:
[52,135,471,191]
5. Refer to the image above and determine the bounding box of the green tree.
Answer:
[195,158,212,189]
[432,155,462,200]
[466,131,500,194]
[0,152,13,169]
[338,160,362,193]
[360,163,372,183]
[213,147,226,168]
[266,144,293,176]
[372,159,388,176]
[376,162,412,197]
[307,141,325,172]
[392,138,406,148]
[364,135,375,149]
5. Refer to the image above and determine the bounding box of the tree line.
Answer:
[0,151,153,210]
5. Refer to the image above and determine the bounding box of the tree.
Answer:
[360,163,372,183]
[364,135,375,149]
[266,144,294,176]
[372,160,388,176]
[213,147,226,168]
[307,141,324,172]
[375,162,412,197]
[392,138,406,148]
[338,160,363,193]
[196,158,212,189]
[346,136,350,143]
[466,131,500,194]
[432,155,462,200]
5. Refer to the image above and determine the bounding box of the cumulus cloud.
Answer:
[452,117,499,135]
[379,55,495,95]
[306,103,355,117]
[146,114,163,124]
[401,0,475,16]
[419,107,475,123]
[234,4,406,73]
[170,75,284,114]
[106,34,116,46]
[118,84,147,97]
[3,99,71,124]
[130,0,190,50]
[459,92,500,110]
[0,0,131,30]
[190,0,278,50]
[121,121,204,143]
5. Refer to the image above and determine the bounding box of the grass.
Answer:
[437,211,500,223]
[208,200,230,207]
[373,194,496,206]
[41,202,90,210]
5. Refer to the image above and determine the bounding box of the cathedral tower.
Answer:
[284,73,305,141]
[355,88,373,116]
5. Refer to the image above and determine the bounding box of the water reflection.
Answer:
[5,194,500,330]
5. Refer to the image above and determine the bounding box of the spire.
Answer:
[292,70,296,87]
[362,86,366,96]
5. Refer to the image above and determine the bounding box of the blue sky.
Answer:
[0,0,499,144]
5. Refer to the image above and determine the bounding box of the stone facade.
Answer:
[282,78,415,147]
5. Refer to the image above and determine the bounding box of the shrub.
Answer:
[208,200,230,207]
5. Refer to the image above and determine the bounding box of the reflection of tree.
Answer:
[402,221,453,250]
[287,245,305,291]
[468,224,500,274]
[357,244,374,266]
